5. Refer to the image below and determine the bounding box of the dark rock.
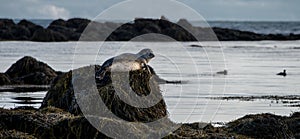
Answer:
[0,108,109,139]
[41,65,167,123]
[0,19,44,41]
[41,70,79,114]
[1,18,300,41]
[0,107,174,139]
[285,112,300,137]
[5,56,58,85]
[17,72,53,85]
[0,129,37,139]
[10,25,31,40]
[18,19,43,36]
[48,19,66,27]
[0,29,14,40]
[106,19,197,41]
[66,18,91,31]
[0,73,11,85]
[31,28,67,42]
[0,19,15,28]
[18,19,37,27]
[2,107,299,138]
[228,113,293,139]
[47,25,77,40]
[213,27,264,41]
[46,18,90,41]
[0,19,16,40]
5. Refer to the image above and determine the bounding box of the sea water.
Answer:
[0,41,299,123]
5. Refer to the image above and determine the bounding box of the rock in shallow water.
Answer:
[41,65,168,122]
[4,56,58,85]
[0,107,109,139]
[227,113,294,139]
[0,73,11,85]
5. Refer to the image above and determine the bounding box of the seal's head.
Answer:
[137,48,155,63]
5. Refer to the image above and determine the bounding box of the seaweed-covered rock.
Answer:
[42,65,167,122]
[285,112,300,138]
[0,108,109,139]
[0,73,11,85]
[41,70,78,114]
[17,72,54,85]
[5,56,58,85]
[0,107,175,139]
[227,113,293,139]
[0,129,37,139]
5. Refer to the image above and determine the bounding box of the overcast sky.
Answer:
[0,0,299,21]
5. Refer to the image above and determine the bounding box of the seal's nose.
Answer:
[149,53,155,58]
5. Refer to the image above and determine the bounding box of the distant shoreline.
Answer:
[1,18,300,42]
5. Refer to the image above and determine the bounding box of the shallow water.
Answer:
[0,41,299,123]
[0,91,46,108]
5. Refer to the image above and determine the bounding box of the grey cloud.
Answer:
[0,0,70,19]
[178,0,300,21]
[0,0,299,21]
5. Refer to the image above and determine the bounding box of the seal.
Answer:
[96,48,155,80]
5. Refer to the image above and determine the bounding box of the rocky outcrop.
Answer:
[0,129,37,139]
[30,28,67,42]
[0,73,11,85]
[227,113,293,138]
[41,65,167,122]
[0,56,59,85]
[1,108,300,138]
[165,112,300,139]
[0,19,17,40]
[17,19,43,35]
[1,18,300,41]
[105,18,197,41]
[0,107,109,139]
[0,19,43,41]
[47,18,91,41]
[0,18,90,41]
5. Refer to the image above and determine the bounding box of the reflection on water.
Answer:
[0,91,46,108]
[13,96,43,104]
[0,41,300,122]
